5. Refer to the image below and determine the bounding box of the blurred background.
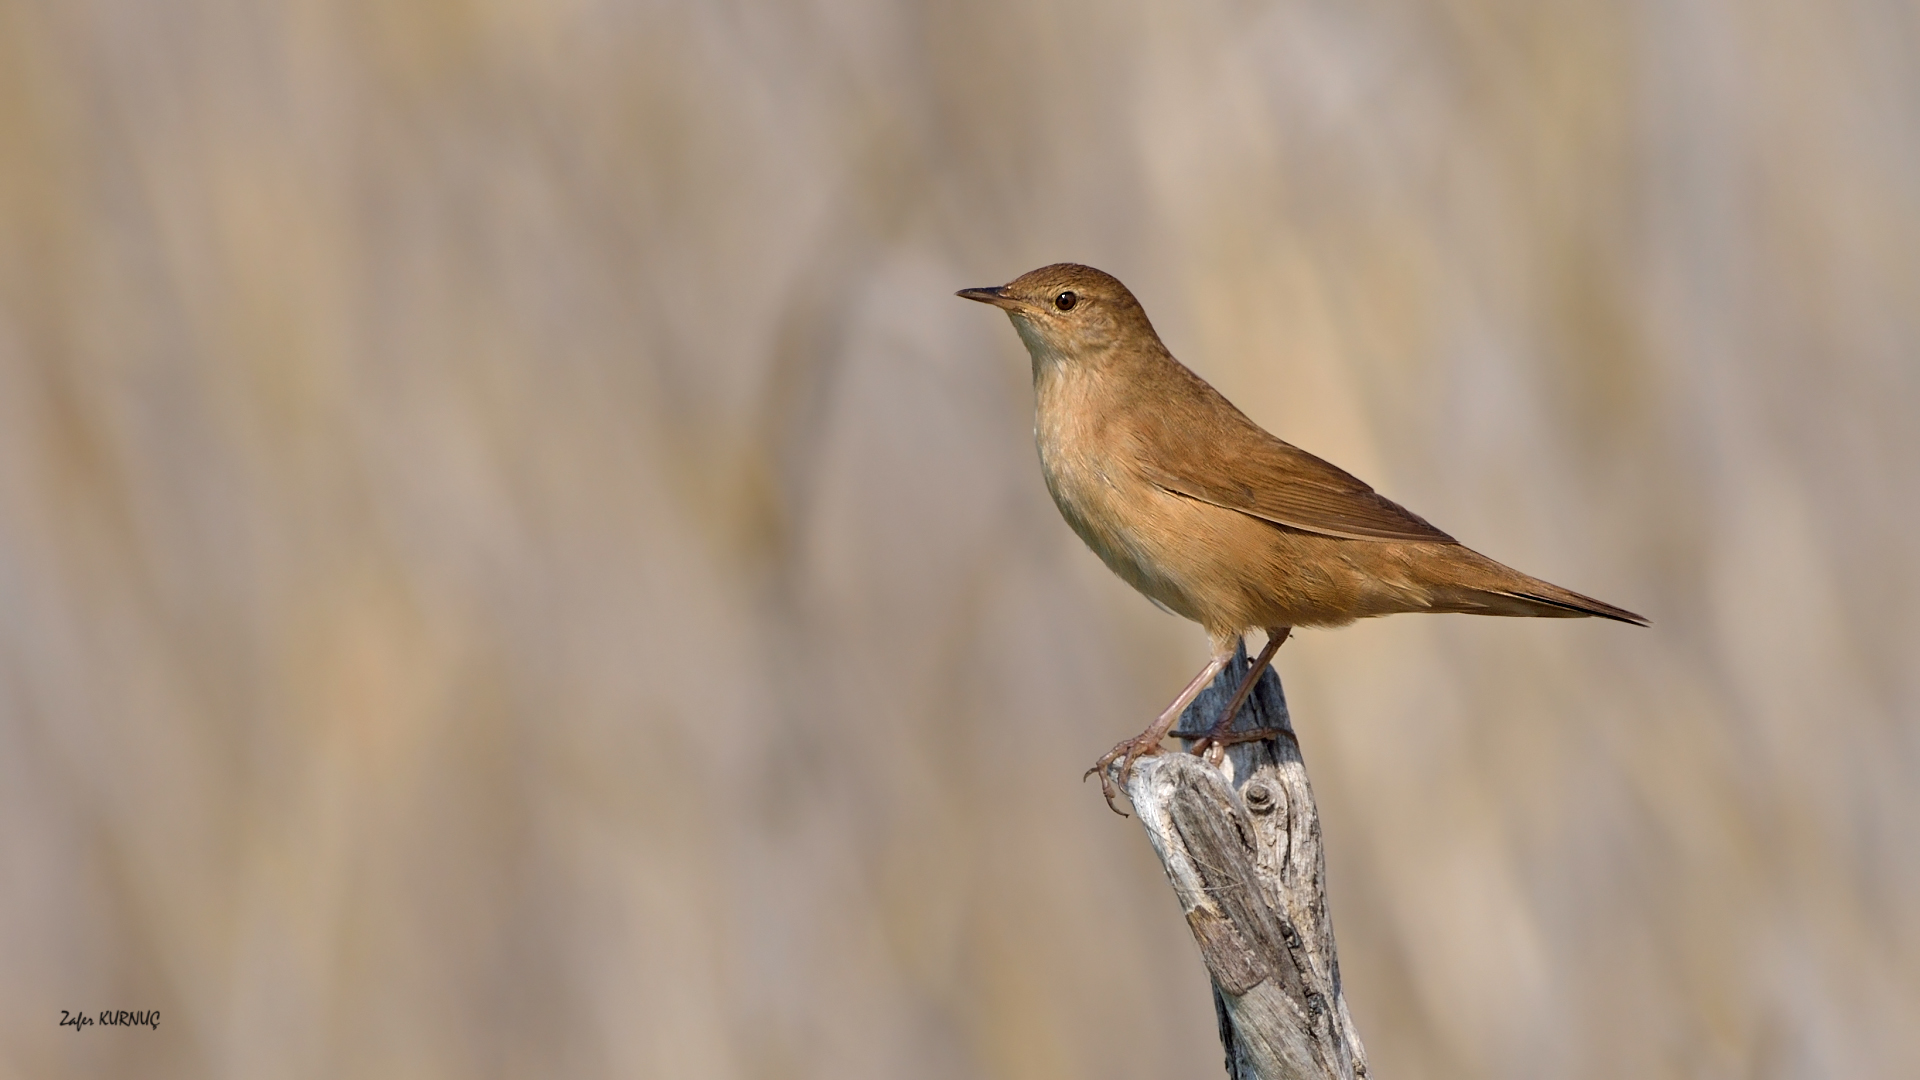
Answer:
[2,0,1916,1077]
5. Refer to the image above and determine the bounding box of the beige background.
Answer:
[3,1,1916,1077]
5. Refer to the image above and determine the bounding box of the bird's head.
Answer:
[957,263,1160,371]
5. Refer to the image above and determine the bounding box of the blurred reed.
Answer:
[1,1,1915,1077]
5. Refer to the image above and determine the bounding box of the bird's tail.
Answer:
[1494,579,1648,626]
[1428,549,1649,626]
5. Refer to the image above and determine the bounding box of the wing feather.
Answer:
[1137,416,1457,544]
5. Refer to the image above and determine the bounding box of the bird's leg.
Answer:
[1189,627,1291,763]
[1085,651,1233,815]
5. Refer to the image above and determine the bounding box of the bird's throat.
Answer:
[1011,314,1071,380]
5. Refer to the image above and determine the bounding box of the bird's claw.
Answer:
[1083,734,1169,816]
[1188,726,1288,764]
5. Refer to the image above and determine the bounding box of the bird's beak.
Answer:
[956,286,1023,311]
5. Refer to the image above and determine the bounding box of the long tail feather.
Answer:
[1501,585,1648,626]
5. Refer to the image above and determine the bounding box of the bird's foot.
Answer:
[1184,628,1293,764]
[1189,726,1288,765]
[1082,733,1170,816]
[1083,648,1243,817]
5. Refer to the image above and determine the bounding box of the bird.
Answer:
[958,263,1646,812]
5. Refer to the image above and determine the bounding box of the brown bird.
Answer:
[959,263,1646,811]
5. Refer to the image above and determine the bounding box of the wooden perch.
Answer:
[1113,641,1369,1080]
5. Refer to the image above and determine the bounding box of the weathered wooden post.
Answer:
[1112,641,1369,1080]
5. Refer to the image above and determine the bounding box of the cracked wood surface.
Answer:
[1116,641,1368,1080]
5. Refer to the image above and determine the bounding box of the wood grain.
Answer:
[1116,641,1368,1080]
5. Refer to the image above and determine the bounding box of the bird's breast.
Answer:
[1033,371,1202,622]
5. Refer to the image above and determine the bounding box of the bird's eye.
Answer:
[1054,291,1078,311]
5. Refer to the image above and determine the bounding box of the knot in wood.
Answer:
[1242,780,1278,814]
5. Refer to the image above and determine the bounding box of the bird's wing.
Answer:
[1137,418,1458,544]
